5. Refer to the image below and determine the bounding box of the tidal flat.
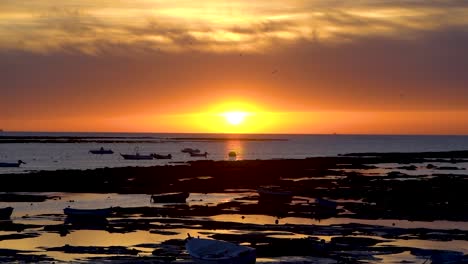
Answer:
[0,151,467,263]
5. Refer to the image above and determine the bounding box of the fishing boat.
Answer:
[315,198,338,209]
[190,152,208,157]
[0,207,13,219]
[151,153,172,159]
[181,148,201,154]
[186,237,256,264]
[63,208,113,218]
[0,160,26,168]
[311,197,338,219]
[257,186,293,203]
[228,151,237,158]
[89,147,114,154]
[120,153,153,160]
[151,192,189,203]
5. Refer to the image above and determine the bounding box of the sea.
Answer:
[2,131,468,174]
[1,132,468,262]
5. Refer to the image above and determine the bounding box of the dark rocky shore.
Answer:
[2,152,468,221]
[1,151,467,263]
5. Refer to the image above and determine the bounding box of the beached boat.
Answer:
[63,208,113,218]
[89,147,114,154]
[151,192,189,203]
[186,237,256,264]
[0,160,26,168]
[181,148,201,154]
[312,197,338,219]
[190,152,208,157]
[120,153,153,160]
[315,198,338,209]
[0,207,13,219]
[151,153,172,159]
[257,186,293,202]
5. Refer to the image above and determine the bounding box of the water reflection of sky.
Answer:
[1,188,467,261]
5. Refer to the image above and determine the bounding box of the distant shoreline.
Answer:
[2,131,468,136]
[0,135,287,144]
[2,132,468,144]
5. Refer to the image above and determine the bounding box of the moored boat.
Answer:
[186,237,256,264]
[0,207,13,219]
[151,153,172,159]
[120,153,153,160]
[190,152,208,157]
[181,148,201,154]
[0,160,26,168]
[315,197,338,209]
[257,186,293,203]
[63,208,113,217]
[89,147,114,154]
[151,192,189,203]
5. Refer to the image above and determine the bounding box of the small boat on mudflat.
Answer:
[151,192,189,203]
[63,208,113,218]
[315,197,338,209]
[186,237,256,264]
[0,207,13,219]
[89,147,114,154]
[182,148,201,154]
[0,160,26,168]
[120,153,153,160]
[190,152,208,157]
[151,153,172,159]
[258,186,293,203]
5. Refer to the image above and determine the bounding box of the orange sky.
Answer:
[1,1,468,134]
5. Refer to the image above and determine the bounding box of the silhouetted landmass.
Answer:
[167,137,287,141]
[0,136,286,143]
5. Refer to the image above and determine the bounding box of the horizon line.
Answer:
[2,130,468,137]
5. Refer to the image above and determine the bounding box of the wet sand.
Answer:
[0,151,467,263]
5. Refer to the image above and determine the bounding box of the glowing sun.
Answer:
[223,112,247,125]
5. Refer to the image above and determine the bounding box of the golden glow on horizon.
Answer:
[223,111,248,125]
[4,110,468,135]
[169,101,276,133]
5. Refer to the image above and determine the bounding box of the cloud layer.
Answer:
[1,0,468,54]
[1,1,468,132]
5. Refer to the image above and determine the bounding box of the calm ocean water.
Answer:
[1,132,468,173]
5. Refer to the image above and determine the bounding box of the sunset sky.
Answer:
[1,1,468,134]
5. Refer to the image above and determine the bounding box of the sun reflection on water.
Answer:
[225,139,244,160]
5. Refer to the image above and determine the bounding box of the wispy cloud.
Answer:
[1,0,468,54]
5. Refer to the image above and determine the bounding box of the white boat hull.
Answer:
[186,238,256,264]
[64,208,112,217]
[190,253,256,264]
